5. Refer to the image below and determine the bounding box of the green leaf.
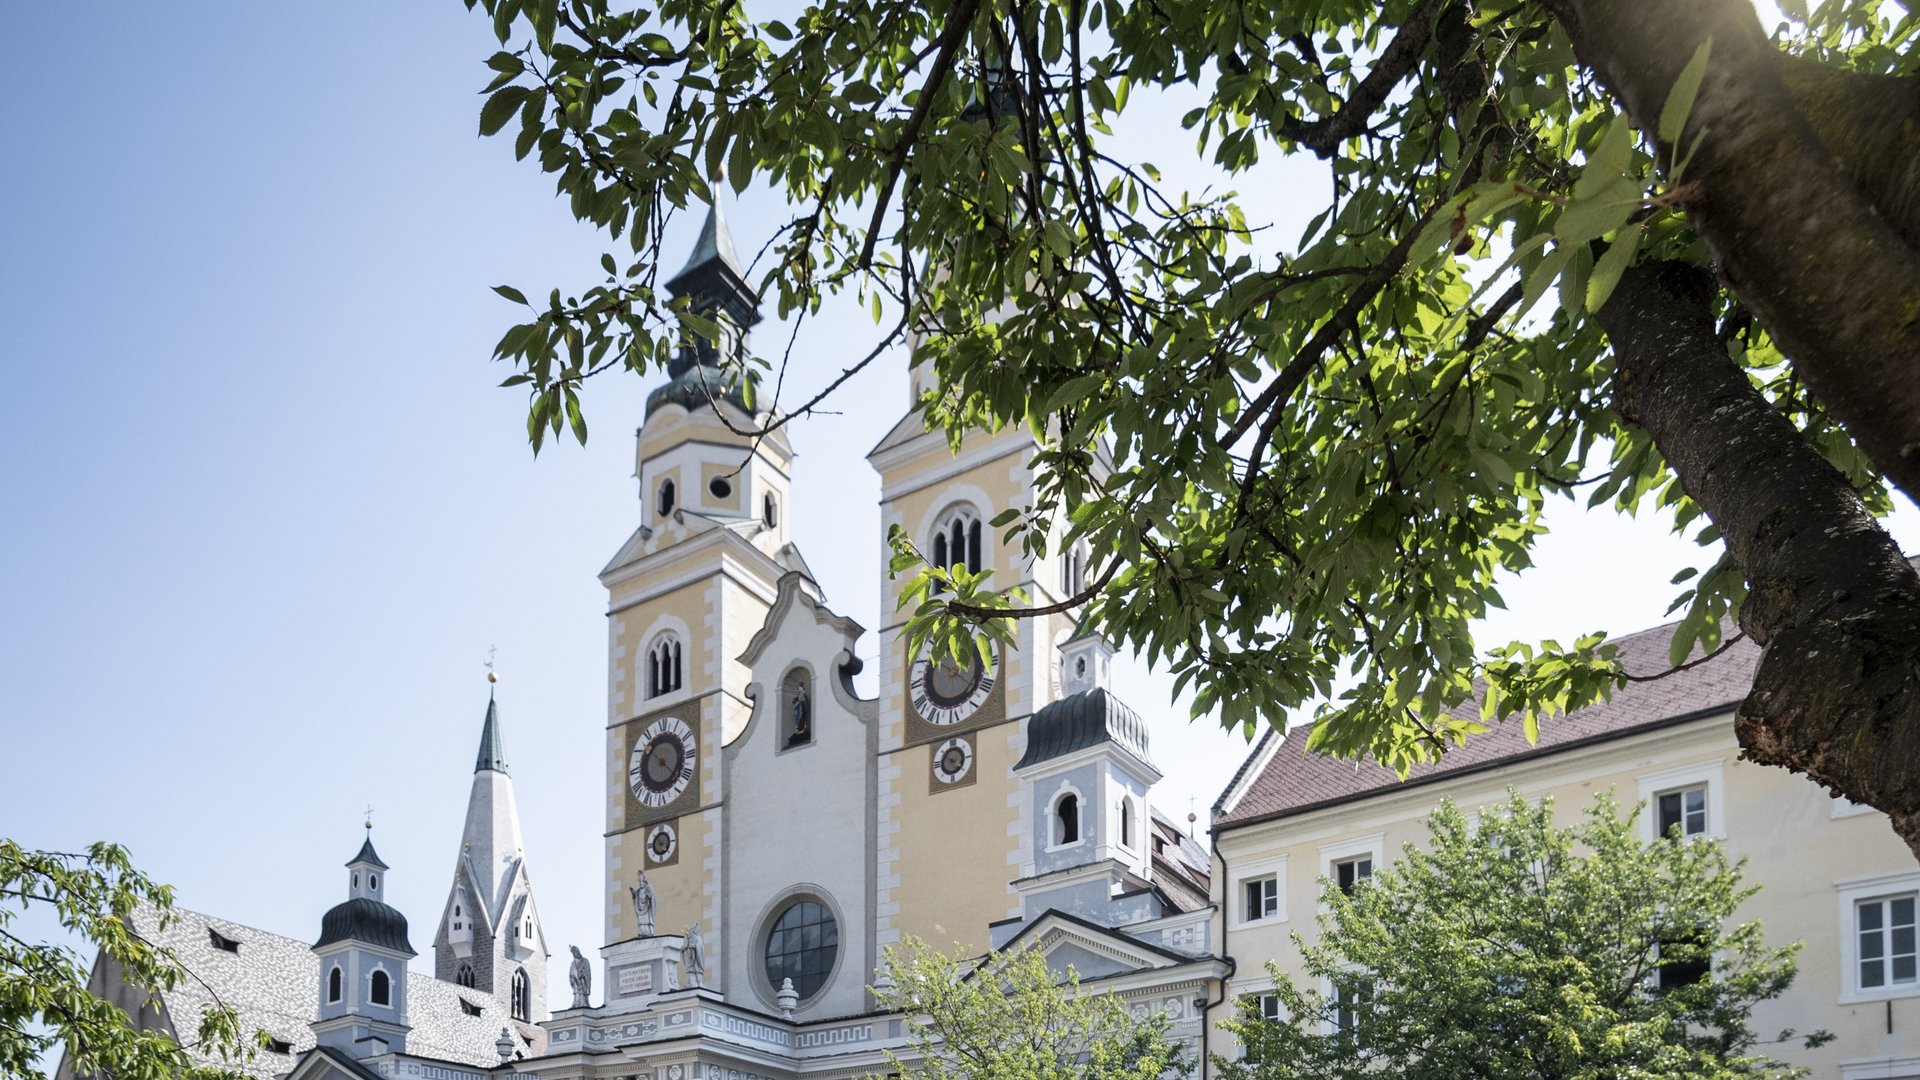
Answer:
[1573,118,1634,201]
[1585,223,1643,313]
[1659,40,1713,146]
[492,284,530,305]
[480,86,530,136]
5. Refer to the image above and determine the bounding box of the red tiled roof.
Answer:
[1214,616,1757,829]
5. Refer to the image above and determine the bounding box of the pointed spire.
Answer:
[476,686,509,775]
[666,197,745,293]
[348,836,390,871]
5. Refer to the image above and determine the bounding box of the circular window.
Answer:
[764,899,837,1001]
[709,476,733,499]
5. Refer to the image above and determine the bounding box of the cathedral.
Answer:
[63,198,1224,1080]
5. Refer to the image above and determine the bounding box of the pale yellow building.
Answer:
[1209,617,1920,1078]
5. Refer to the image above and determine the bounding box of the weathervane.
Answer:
[364,805,375,834]
[485,645,499,686]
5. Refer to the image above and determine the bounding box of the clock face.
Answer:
[932,736,974,785]
[909,642,997,726]
[629,716,697,808]
[647,822,678,864]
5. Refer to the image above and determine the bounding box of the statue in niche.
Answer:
[682,922,706,988]
[630,870,656,937]
[568,945,591,1008]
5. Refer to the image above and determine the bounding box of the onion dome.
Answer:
[315,897,417,956]
[1015,687,1151,770]
[647,195,762,419]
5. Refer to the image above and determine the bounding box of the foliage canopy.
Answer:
[460,0,1920,851]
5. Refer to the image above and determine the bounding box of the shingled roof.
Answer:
[1214,614,1759,830]
[76,906,540,1078]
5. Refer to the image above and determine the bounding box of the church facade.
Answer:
[62,199,1224,1080]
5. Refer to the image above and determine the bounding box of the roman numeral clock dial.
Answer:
[629,716,697,809]
[908,641,997,727]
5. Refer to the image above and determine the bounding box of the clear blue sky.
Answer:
[3,2,1913,1017]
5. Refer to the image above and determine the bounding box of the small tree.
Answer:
[872,936,1191,1080]
[1216,794,1821,1080]
[0,841,254,1080]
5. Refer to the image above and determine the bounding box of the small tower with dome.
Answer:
[312,834,415,1058]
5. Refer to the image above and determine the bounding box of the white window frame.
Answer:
[1319,974,1371,1038]
[1636,759,1726,842]
[1318,834,1385,907]
[1840,1054,1920,1080]
[1229,854,1288,929]
[367,963,393,1009]
[1837,869,1920,1004]
[1044,783,1087,853]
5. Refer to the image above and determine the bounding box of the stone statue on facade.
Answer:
[630,869,656,937]
[568,945,591,1008]
[682,922,706,988]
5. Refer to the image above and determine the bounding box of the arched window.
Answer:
[762,493,779,529]
[1056,792,1080,845]
[369,968,391,1007]
[647,635,684,698]
[782,669,812,748]
[1062,544,1087,596]
[1118,797,1134,849]
[656,477,677,517]
[511,968,531,1021]
[327,965,343,1003]
[931,505,983,575]
[457,963,475,988]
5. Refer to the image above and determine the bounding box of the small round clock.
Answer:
[629,716,697,808]
[932,736,974,785]
[908,641,997,726]
[646,822,678,863]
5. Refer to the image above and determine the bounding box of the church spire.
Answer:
[434,678,549,1023]
[646,179,762,418]
[475,688,508,775]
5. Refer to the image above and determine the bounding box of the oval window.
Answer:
[764,899,838,1001]
[709,476,733,499]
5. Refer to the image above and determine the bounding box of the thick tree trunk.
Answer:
[1552,0,1920,505]
[1600,260,1920,860]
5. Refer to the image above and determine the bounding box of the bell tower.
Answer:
[865,354,1089,953]
[600,192,800,988]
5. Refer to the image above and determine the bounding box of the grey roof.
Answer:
[1147,809,1211,913]
[315,898,416,956]
[346,838,388,871]
[1015,688,1152,770]
[1215,614,1758,828]
[113,906,536,1078]
[666,202,745,292]
[475,695,508,774]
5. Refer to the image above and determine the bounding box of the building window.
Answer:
[1255,992,1282,1021]
[208,929,241,954]
[369,874,378,891]
[656,477,677,517]
[762,493,779,529]
[1656,931,1711,990]
[1333,856,1373,896]
[453,903,463,932]
[457,963,475,988]
[931,505,983,575]
[460,998,483,1017]
[265,1039,292,1055]
[369,969,391,1007]
[1061,544,1087,596]
[647,635,684,698]
[782,669,812,748]
[511,968,530,1020]
[708,475,733,500]
[1858,894,1918,992]
[1055,792,1080,845]
[1118,797,1134,849]
[1243,876,1279,922]
[1656,784,1708,839]
[764,899,839,1002]
[327,965,343,1003]
[1332,980,1370,1039]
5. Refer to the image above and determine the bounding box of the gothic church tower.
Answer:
[433,686,549,1025]
[599,195,801,983]
[865,352,1093,953]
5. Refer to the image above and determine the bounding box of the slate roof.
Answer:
[315,898,416,956]
[346,839,388,871]
[115,906,535,1077]
[475,694,508,775]
[1147,809,1211,913]
[1014,688,1152,770]
[1214,614,1758,829]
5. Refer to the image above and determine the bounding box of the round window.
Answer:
[709,476,733,499]
[764,899,837,1001]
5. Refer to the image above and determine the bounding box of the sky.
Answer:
[2,2,1914,1019]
